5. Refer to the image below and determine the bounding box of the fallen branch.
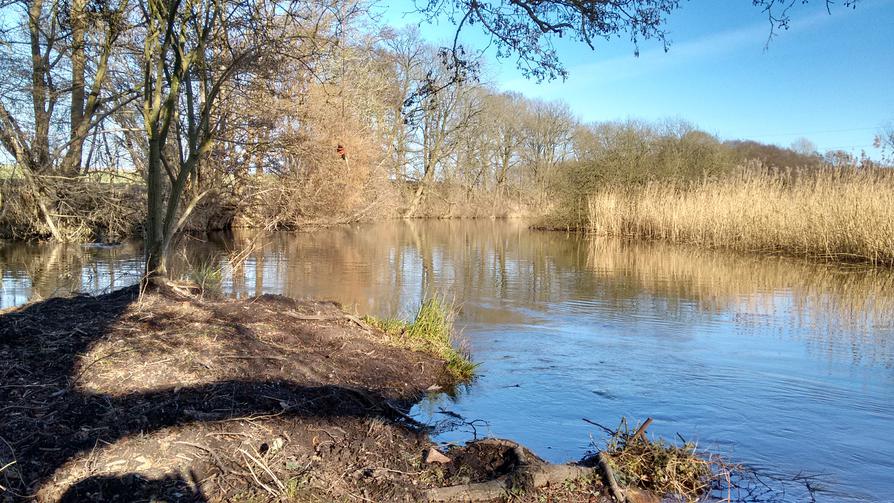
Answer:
[632,417,653,444]
[425,463,595,502]
[598,451,626,503]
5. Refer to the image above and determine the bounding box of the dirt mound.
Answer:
[0,288,451,501]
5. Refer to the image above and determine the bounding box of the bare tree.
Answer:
[874,125,894,165]
[137,0,350,281]
[410,0,859,85]
[485,93,526,193]
[402,47,480,218]
[382,27,426,182]
[0,0,134,239]
[791,137,818,157]
[520,99,573,206]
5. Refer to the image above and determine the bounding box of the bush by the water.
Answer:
[0,177,144,241]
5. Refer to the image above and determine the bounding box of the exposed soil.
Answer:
[0,287,611,502]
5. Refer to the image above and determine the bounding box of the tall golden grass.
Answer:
[586,167,894,265]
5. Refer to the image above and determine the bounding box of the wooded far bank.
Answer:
[2,0,890,268]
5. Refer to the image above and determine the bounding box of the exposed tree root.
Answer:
[424,439,596,502]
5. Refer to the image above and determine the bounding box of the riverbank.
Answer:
[9,170,894,272]
[0,175,535,243]
[0,286,625,502]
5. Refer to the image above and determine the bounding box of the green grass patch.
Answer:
[364,298,476,382]
[181,256,223,297]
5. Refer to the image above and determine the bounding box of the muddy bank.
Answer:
[0,287,615,502]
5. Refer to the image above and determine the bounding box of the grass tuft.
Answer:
[364,298,476,382]
[181,255,223,297]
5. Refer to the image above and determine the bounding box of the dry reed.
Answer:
[586,167,894,266]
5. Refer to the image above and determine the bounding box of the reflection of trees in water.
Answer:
[0,241,142,307]
[4,222,892,367]
[220,222,894,367]
[215,222,543,317]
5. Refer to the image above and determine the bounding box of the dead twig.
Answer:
[632,417,653,443]
[238,447,285,494]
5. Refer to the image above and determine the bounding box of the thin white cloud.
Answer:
[499,3,854,93]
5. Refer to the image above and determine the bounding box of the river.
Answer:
[2,220,892,502]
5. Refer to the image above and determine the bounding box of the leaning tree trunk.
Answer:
[405,155,437,218]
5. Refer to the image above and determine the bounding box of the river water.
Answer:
[2,221,892,502]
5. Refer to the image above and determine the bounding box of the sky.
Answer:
[377,0,894,158]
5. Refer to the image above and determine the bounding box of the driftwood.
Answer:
[424,439,595,502]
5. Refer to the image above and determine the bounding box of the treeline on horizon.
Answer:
[1,0,892,265]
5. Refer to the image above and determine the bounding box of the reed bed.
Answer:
[586,168,894,265]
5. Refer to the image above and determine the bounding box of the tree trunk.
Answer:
[28,0,52,174]
[21,172,64,241]
[68,0,87,174]
[145,137,167,279]
[404,163,434,218]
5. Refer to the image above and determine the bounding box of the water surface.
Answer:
[2,221,892,502]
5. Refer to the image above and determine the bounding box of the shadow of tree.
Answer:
[0,287,427,502]
[59,471,206,503]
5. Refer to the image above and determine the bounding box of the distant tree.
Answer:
[824,149,856,168]
[726,139,822,168]
[481,92,527,206]
[383,27,427,181]
[520,99,574,205]
[402,47,481,218]
[791,138,818,157]
[874,125,894,165]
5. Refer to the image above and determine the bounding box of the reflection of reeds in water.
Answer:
[586,238,894,368]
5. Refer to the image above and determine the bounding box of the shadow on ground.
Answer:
[0,287,430,502]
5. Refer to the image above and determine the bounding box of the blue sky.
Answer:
[378,0,894,157]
